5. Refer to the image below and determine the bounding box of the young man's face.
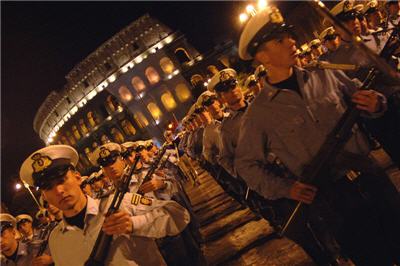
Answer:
[41,170,84,212]
[249,84,261,95]
[341,17,362,36]
[38,215,50,225]
[324,36,341,52]
[92,179,104,191]
[82,183,92,196]
[125,151,137,165]
[0,228,17,256]
[219,85,243,108]
[366,11,383,28]
[103,156,125,181]
[206,100,223,118]
[388,3,400,16]
[18,221,32,235]
[255,33,298,69]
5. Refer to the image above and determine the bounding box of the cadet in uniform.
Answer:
[1,214,33,266]
[208,68,255,207]
[209,68,247,178]
[244,74,262,102]
[319,27,341,56]
[92,142,174,200]
[198,91,225,168]
[325,0,400,167]
[79,175,93,197]
[35,209,51,231]
[364,0,385,31]
[19,145,190,266]
[386,0,400,28]
[236,5,400,265]
[15,215,34,244]
[309,39,324,59]
[254,64,267,88]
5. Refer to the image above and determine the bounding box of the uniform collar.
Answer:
[262,66,309,101]
[59,196,99,233]
[4,242,28,263]
[227,101,248,118]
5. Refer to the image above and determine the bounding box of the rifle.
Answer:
[84,154,141,266]
[137,143,169,196]
[278,2,400,236]
[35,221,58,257]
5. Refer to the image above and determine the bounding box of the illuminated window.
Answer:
[79,119,89,134]
[175,48,191,63]
[61,136,70,145]
[145,67,160,85]
[121,120,136,135]
[87,112,98,128]
[147,102,162,120]
[66,131,76,145]
[161,91,177,111]
[131,76,146,92]
[118,85,133,102]
[100,134,110,144]
[133,112,149,128]
[175,83,192,102]
[106,96,117,113]
[84,147,91,156]
[72,125,81,140]
[111,128,125,143]
[160,57,175,74]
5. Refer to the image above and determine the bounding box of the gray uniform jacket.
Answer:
[202,119,223,165]
[49,195,190,266]
[235,66,384,200]
[218,105,248,177]
[1,242,32,266]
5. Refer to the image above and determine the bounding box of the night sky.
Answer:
[1,1,249,204]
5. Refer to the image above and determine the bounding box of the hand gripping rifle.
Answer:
[84,154,141,266]
[278,1,400,236]
[137,142,169,196]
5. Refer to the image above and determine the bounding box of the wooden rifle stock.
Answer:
[84,154,141,266]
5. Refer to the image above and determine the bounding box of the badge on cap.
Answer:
[343,0,352,12]
[219,70,235,82]
[31,153,52,173]
[270,7,284,24]
[99,147,111,159]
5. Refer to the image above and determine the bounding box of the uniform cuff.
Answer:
[131,215,147,234]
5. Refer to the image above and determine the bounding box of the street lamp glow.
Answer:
[15,183,22,190]
[246,5,256,16]
[258,0,268,10]
[239,13,249,23]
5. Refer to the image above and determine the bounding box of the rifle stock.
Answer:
[84,154,141,266]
